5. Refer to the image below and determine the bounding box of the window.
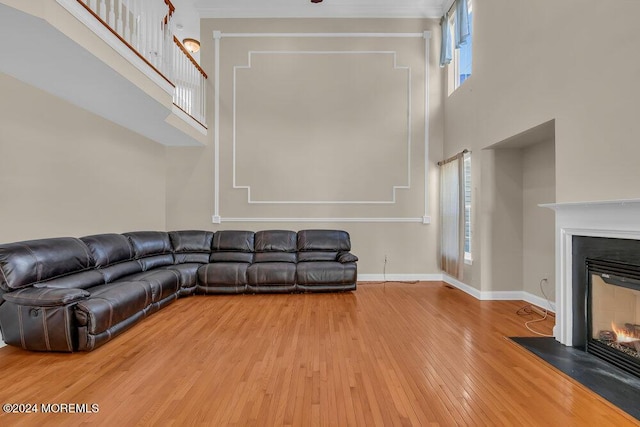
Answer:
[463,152,472,264]
[447,0,473,94]
[455,1,473,88]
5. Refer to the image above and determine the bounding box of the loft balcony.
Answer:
[0,0,207,146]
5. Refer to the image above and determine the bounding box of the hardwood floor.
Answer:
[0,282,637,426]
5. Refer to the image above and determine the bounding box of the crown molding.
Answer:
[195,5,444,19]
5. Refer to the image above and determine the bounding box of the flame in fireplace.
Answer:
[611,322,640,343]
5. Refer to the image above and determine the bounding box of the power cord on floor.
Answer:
[383,255,387,284]
[516,278,554,337]
[381,255,418,285]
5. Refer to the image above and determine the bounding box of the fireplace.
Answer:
[586,258,640,377]
[570,235,640,377]
[541,199,640,412]
[542,199,640,348]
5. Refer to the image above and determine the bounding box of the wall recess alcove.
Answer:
[481,120,556,303]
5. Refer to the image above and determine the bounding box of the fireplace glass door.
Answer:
[587,259,640,377]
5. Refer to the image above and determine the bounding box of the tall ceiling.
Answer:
[191,0,451,18]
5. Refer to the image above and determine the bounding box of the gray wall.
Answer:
[522,139,555,301]
[166,18,444,276]
[443,0,639,297]
[0,73,167,242]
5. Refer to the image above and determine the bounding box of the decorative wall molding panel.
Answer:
[212,31,432,224]
[233,50,411,204]
[216,217,427,223]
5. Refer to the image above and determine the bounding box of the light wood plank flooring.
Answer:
[0,282,637,426]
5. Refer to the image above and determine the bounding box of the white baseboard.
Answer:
[522,291,556,313]
[360,273,556,311]
[441,274,481,299]
[442,274,556,311]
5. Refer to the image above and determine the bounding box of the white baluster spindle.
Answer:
[77,0,207,126]
[108,0,115,27]
[99,0,106,20]
[116,0,123,36]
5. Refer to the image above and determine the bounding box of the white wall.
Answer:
[444,0,640,294]
[0,73,167,243]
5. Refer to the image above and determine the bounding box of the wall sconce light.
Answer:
[183,38,200,53]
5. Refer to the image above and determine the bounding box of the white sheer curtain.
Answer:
[439,153,465,280]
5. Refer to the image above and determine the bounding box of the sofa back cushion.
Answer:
[253,230,297,263]
[81,234,134,267]
[124,231,174,271]
[210,231,254,263]
[169,230,214,264]
[0,237,94,291]
[297,230,351,262]
[81,233,140,283]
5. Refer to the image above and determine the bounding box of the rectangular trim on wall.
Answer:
[212,31,432,224]
[218,217,427,223]
[233,50,412,205]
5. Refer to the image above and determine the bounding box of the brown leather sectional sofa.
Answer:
[0,229,358,352]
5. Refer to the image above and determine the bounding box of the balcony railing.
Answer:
[171,36,207,127]
[76,0,206,128]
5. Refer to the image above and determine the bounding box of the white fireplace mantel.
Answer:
[541,198,640,346]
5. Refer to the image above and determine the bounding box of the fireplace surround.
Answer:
[543,199,640,377]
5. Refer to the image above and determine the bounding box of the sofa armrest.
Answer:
[337,252,358,263]
[2,287,90,307]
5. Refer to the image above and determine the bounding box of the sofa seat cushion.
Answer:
[116,269,180,302]
[196,263,248,294]
[160,263,201,290]
[75,281,153,334]
[198,263,248,286]
[247,262,296,286]
[296,261,357,285]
